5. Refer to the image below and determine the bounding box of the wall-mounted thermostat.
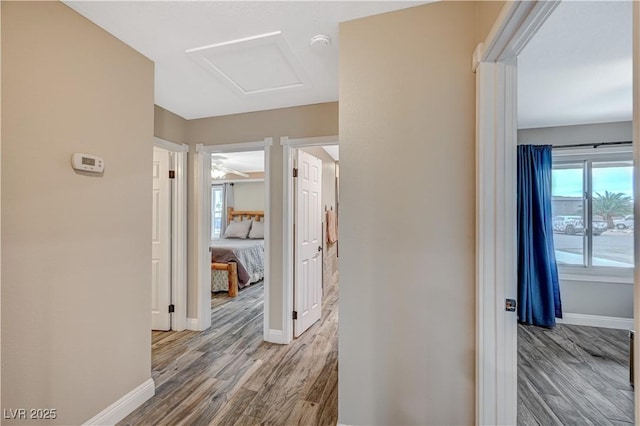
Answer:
[71,153,104,173]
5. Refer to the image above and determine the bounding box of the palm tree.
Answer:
[592,191,633,229]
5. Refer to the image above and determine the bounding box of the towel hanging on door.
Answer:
[326,209,338,244]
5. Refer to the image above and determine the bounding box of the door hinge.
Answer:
[293,168,298,178]
[292,311,298,320]
[168,304,175,313]
[505,299,516,312]
[169,170,176,179]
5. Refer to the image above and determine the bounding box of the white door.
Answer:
[294,150,323,337]
[152,147,171,331]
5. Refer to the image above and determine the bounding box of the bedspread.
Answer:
[210,239,265,292]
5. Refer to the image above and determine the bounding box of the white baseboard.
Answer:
[557,313,634,330]
[84,378,154,425]
[187,317,202,331]
[265,329,286,344]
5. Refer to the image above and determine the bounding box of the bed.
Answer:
[211,208,265,297]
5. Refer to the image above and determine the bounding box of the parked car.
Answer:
[614,215,634,229]
[552,216,607,236]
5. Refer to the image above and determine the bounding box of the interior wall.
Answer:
[155,105,188,144]
[1,2,154,424]
[477,0,506,42]
[519,121,634,319]
[232,181,265,211]
[518,121,633,146]
[186,102,338,328]
[339,2,483,424]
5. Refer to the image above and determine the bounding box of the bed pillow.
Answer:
[223,220,252,239]
[248,220,264,239]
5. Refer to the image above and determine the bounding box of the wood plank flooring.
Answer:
[518,323,634,425]
[119,281,338,426]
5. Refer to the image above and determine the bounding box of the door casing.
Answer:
[153,137,188,332]
[193,139,272,339]
[281,136,338,344]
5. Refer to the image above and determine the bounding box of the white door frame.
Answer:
[476,2,639,424]
[475,2,559,425]
[633,2,639,423]
[153,137,188,331]
[281,135,338,344]
[194,138,272,337]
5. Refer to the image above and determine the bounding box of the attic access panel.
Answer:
[186,31,310,96]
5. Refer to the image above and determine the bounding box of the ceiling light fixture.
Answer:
[211,169,226,180]
[310,34,331,49]
[211,162,250,179]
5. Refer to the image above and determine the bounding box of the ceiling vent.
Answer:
[186,31,310,96]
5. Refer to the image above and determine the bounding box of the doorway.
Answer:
[515,2,634,423]
[282,136,339,343]
[152,138,188,332]
[194,139,272,337]
[475,2,639,424]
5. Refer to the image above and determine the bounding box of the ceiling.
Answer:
[64,1,426,120]
[518,1,632,129]
[212,151,264,173]
[322,145,339,161]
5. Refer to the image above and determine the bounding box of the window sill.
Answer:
[558,271,633,285]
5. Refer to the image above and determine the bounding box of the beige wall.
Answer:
[155,104,188,144]
[233,181,265,211]
[477,1,506,41]
[186,103,338,327]
[339,2,484,424]
[1,2,154,424]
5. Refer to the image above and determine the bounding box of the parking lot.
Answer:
[554,229,633,266]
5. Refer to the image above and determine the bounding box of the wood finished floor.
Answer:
[119,281,338,426]
[518,323,634,425]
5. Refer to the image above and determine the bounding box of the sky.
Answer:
[552,165,633,198]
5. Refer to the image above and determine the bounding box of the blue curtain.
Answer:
[517,145,562,327]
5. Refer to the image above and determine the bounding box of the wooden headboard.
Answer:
[227,207,264,224]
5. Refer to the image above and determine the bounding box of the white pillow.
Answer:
[248,220,264,239]
[223,220,252,239]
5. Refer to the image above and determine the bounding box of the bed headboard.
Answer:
[227,207,264,224]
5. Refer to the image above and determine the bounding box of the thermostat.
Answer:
[71,153,104,173]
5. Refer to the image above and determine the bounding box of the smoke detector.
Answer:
[310,35,331,49]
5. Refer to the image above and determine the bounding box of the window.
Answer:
[211,185,223,239]
[552,149,633,272]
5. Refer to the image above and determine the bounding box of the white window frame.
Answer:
[211,184,224,240]
[552,148,634,280]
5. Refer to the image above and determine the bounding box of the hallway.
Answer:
[120,282,339,425]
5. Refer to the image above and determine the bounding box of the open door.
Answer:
[152,147,171,331]
[294,149,323,337]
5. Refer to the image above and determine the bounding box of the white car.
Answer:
[552,216,607,236]
[614,215,634,229]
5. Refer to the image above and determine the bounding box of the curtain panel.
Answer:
[517,145,562,327]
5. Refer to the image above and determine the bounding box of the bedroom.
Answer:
[210,150,266,298]
[515,1,634,424]
[207,146,339,323]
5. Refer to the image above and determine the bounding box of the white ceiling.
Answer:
[518,1,632,129]
[64,1,426,120]
[212,151,264,173]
